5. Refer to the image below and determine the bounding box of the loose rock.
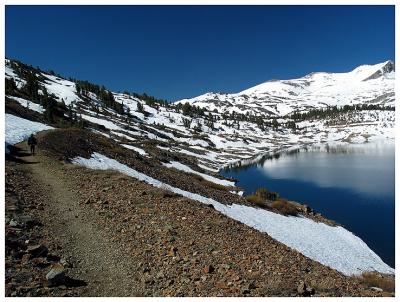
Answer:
[297,280,315,296]
[203,265,214,274]
[46,263,66,286]
[27,244,48,258]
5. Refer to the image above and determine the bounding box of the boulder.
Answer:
[19,215,41,228]
[302,205,313,215]
[46,263,66,286]
[168,246,177,257]
[31,257,50,268]
[370,287,383,292]
[27,244,48,258]
[21,253,31,265]
[203,264,214,274]
[297,281,306,295]
[297,280,315,296]
[9,219,18,227]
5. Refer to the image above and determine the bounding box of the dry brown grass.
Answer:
[246,188,281,209]
[359,272,395,292]
[270,199,299,216]
[246,194,269,209]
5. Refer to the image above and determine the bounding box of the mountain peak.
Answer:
[360,60,395,81]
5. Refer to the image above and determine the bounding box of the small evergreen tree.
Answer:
[137,101,144,113]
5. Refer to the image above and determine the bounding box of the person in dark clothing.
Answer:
[27,134,38,155]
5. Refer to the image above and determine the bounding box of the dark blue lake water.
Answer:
[221,141,395,268]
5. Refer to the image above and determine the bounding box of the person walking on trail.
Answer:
[27,134,38,155]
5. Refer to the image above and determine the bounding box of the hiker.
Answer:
[27,134,38,155]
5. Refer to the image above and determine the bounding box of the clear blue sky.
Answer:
[6,5,395,101]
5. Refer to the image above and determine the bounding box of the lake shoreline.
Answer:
[221,139,395,269]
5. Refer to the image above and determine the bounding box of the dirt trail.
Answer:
[14,143,142,296]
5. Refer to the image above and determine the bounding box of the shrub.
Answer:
[254,188,268,200]
[246,187,280,208]
[360,272,395,292]
[246,194,269,208]
[270,199,299,216]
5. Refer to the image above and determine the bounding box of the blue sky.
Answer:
[6,5,395,101]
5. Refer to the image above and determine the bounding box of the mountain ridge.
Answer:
[177,60,395,117]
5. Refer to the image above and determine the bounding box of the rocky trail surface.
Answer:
[6,142,143,296]
[4,134,394,297]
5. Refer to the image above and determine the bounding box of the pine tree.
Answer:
[5,78,17,94]
[137,102,144,113]
[24,71,39,100]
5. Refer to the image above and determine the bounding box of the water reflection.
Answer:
[260,141,394,199]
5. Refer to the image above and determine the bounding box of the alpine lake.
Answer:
[221,140,395,268]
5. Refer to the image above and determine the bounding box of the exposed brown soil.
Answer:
[5,130,395,297]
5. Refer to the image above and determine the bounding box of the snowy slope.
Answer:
[5,114,54,153]
[41,73,82,106]
[5,58,395,169]
[177,61,395,116]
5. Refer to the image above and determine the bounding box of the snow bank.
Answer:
[5,114,54,153]
[81,113,123,131]
[163,161,235,187]
[121,144,148,156]
[230,190,244,196]
[198,163,220,173]
[72,152,394,277]
[7,96,45,113]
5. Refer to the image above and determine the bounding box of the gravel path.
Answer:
[15,144,142,296]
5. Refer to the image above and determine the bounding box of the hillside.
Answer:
[6,59,395,171]
[4,58,395,297]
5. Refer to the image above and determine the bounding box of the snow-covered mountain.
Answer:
[5,58,395,172]
[177,61,395,116]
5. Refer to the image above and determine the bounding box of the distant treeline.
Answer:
[289,104,394,121]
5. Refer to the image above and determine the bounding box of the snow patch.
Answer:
[198,163,220,173]
[5,114,54,153]
[7,96,45,114]
[81,114,124,131]
[163,161,235,187]
[42,73,81,106]
[121,144,148,156]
